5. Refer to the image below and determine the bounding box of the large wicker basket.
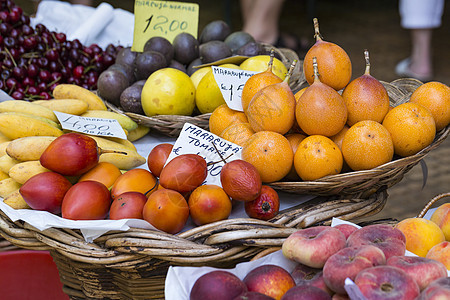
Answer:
[0,189,389,299]
[106,44,305,137]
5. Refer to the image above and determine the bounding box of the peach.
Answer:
[430,203,450,241]
[418,277,450,300]
[386,256,447,291]
[280,285,332,300]
[291,263,333,295]
[347,224,406,260]
[354,265,420,300]
[243,264,295,300]
[426,241,450,270]
[188,184,232,226]
[282,226,347,269]
[190,270,247,300]
[333,223,359,240]
[233,291,275,299]
[322,245,386,295]
[395,217,445,257]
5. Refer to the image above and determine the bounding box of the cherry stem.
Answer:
[4,47,17,68]
[313,18,323,42]
[364,49,371,75]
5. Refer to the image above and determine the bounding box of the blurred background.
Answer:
[14,0,450,221]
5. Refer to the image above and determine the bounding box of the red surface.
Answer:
[0,250,69,300]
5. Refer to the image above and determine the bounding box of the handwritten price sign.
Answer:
[55,112,127,139]
[212,66,259,111]
[132,0,199,52]
[165,123,242,187]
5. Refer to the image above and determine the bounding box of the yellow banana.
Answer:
[0,141,10,156]
[104,136,137,151]
[0,170,9,181]
[87,135,133,151]
[99,148,146,170]
[6,136,57,162]
[81,110,138,131]
[8,160,50,184]
[0,100,58,122]
[127,125,150,142]
[0,112,63,139]
[3,190,30,209]
[0,131,10,143]
[0,155,20,174]
[0,177,22,198]
[33,99,89,115]
[52,84,107,110]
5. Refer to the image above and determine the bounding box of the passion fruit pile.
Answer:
[97,20,275,117]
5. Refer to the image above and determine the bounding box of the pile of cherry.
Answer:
[0,0,122,100]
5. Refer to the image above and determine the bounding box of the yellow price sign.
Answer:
[132,0,199,52]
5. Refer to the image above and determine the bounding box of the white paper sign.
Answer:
[55,111,127,139]
[211,66,259,111]
[165,123,242,187]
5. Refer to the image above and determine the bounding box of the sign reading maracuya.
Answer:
[211,66,258,112]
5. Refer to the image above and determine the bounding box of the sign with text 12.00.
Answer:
[212,66,258,112]
[165,123,242,187]
[54,111,127,139]
[132,0,199,52]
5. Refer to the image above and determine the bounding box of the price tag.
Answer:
[55,111,127,139]
[212,66,259,112]
[166,123,242,187]
[132,0,199,52]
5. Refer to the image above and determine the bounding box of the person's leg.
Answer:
[241,0,284,45]
[409,28,433,78]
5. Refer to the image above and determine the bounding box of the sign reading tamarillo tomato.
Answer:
[132,0,199,52]
[165,123,242,187]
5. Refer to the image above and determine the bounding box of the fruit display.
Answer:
[0,0,121,100]
[185,220,449,299]
[209,18,449,190]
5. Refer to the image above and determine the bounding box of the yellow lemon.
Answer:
[240,55,287,80]
[141,68,196,116]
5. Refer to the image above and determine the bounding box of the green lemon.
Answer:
[240,55,287,80]
[141,68,196,116]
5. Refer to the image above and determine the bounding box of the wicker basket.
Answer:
[268,78,449,197]
[0,189,388,299]
[106,45,305,137]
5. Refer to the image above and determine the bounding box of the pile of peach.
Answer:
[189,221,450,300]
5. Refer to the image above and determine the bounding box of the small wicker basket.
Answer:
[106,45,305,137]
[0,189,388,299]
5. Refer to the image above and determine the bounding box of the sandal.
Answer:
[395,58,433,82]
